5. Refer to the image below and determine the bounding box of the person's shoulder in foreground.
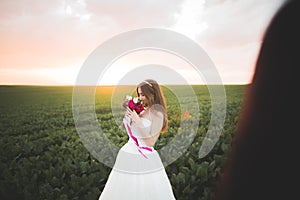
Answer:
[212,1,300,200]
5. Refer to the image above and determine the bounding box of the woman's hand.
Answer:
[126,107,141,125]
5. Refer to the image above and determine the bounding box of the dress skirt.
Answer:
[98,138,176,200]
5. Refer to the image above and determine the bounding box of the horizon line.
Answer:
[0,83,250,87]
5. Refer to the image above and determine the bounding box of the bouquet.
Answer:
[122,95,144,114]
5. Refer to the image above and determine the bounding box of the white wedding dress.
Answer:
[98,115,176,200]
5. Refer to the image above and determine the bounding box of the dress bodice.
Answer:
[130,117,152,147]
[131,117,152,137]
[123,115,152,147]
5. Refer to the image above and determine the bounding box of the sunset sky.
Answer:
[0,0,286,85]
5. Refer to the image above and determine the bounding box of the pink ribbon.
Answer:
[124,122,153,159]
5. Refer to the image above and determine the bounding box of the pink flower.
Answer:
[135,103,144,114]
[122,95,145,114]
[128,100,135,110]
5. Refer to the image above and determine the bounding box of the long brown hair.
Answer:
[137,79,168,133]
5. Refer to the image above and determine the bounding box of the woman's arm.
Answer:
[142,111,163,147]
[127,108,163,147]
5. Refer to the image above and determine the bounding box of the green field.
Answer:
[0,85,246,200]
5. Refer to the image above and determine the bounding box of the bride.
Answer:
[98,79,176,200]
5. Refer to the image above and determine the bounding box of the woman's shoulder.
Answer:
[144,108,164,117]
[140,107,164,122]
[150,109,164,118]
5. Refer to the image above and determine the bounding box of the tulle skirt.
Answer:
[98,139,176,200]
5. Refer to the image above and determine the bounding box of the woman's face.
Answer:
[137,87,148,105]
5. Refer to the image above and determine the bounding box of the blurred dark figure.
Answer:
[213,0,299,199]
